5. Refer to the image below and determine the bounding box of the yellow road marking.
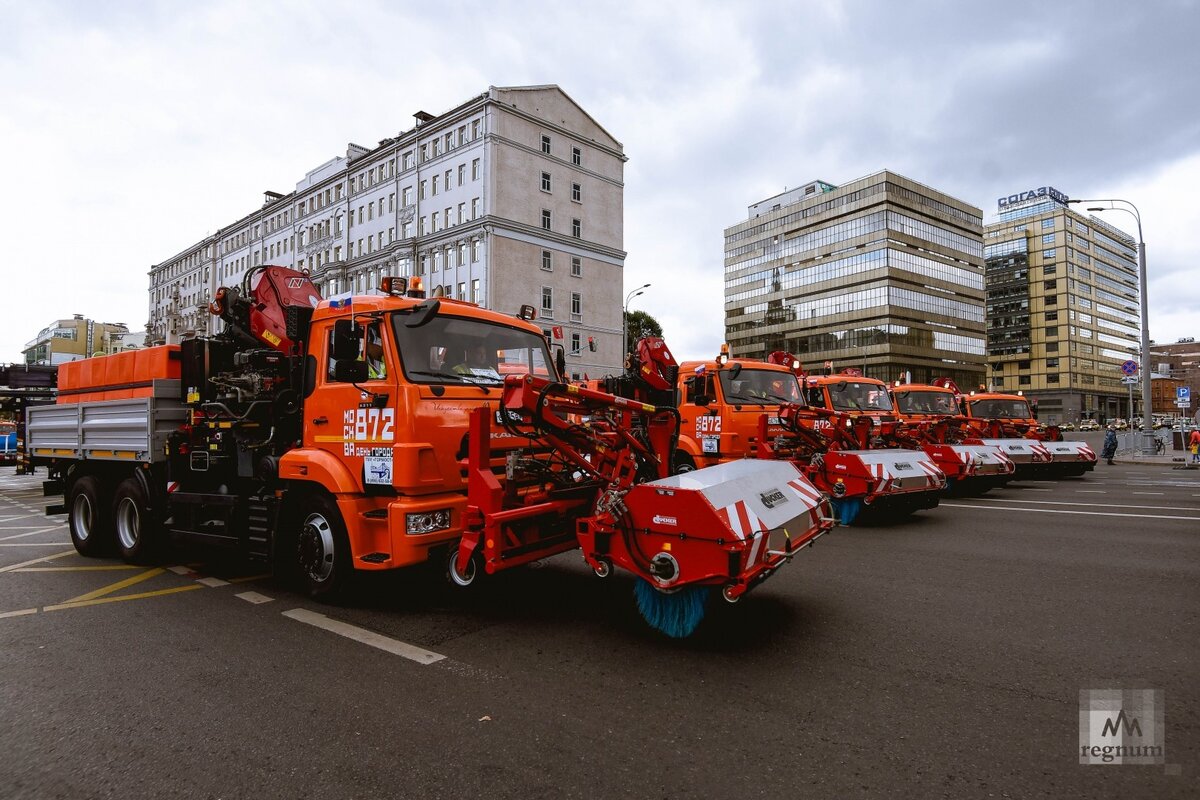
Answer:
[44,584,203,612]
[63,567,165,604]
[0,608,38,618]
[0,550,77,574]
[15,565,142,572]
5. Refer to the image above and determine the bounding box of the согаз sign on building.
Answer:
[997,186,1069,209]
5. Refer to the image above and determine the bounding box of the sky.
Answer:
[2,0,1198,364]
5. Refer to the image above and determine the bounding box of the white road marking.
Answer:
[167,565,194,575]
[1076,490,1107,494]
[236,591,274,605]
[0,543,77,548]
[282,608,445,665]
[196,577,229,587]
[0,526,67,542]
[1131,492,1165,496]
[0,550,77,573]
[0,608,38,619]
[972,498,1200,512]
[940,503,1198,522]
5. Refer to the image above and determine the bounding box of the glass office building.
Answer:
[984,192,1140,424]
[723,171,986,388]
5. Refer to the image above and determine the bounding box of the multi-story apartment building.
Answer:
[148,85,626,379]
[724,171,986,389]
[22,315,139,365]
[1153,338,1200,418]
[983,187,1141,424]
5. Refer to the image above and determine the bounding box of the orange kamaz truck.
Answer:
[958,389,1096,478]
[27,268,832,636]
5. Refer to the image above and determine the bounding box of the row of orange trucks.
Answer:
[22,266,1094,638]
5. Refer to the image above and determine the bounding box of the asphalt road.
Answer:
[1,464,1197,799]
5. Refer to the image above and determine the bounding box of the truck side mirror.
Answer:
[332,319,362,361]
[555,346,566,379]
[334,359,369,384]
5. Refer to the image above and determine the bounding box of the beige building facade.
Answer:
[22,316,140,366]
[984,190,1140,424]
[148,85,626,379]
[724,171,987,388]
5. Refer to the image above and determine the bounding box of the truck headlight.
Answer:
[406,509,451,534]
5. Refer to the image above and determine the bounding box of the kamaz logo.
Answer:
[1102,709,1142,738]
[759,488,787,509]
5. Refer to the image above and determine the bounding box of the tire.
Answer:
[112,476,158,564]
[295,495,353,600]
[68,475,113,557]
[672,452,696,475]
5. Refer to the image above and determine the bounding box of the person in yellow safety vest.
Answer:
[364,325,386,380]
[453,342,500,379]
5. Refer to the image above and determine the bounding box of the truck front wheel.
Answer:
[112,477,158,564]
[296,496,352,600]
[68,475,113,557]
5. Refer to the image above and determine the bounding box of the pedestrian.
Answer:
[1189,427,1200,464]
[1101,425,1118,465]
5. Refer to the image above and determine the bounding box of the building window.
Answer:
[471,198,480,219]
[541,134,551,154]
[1046,326,1059,337]
[471,278,480,303]
[472,120,481,139]
[458,164,465,186]
[1019,375,1031,386]
[1046,294,1058,305]
[472,159,480,180]
[1046,310,1059,321]
[1044,279,1057,290]
[1047,373,1060,383]
[432,175,439,195]
[1042,218,1055,229]
[542,210,552,230]
[1043,248,1056,260]
[571,257,582,277]
[570,332,581,354]
[572,146,581,166]
[571,218,581,238]
[1047,358,1060,368]
[541,286,553,315]
[570,291,581,319]
[1042,233,1055,245]
[541,172,552,192]
[541,250,552,271]
[571,182,581,203]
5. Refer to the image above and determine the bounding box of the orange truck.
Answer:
[27,267,832,637]
[957,390,1096,478]
[885,381,1016,493]
[665,347,944,524]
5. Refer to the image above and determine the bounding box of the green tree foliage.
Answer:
[625,309,663,350]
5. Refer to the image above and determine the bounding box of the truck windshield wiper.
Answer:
[724,393,769,405]
[407,370,496,393]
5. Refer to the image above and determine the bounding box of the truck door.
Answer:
[306,318,396,491]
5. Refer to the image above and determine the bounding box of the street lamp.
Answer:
[622,283,651,362]
[1067,197,1155,455]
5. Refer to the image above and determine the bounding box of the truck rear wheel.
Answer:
[296,496,352,600]
[68,475,113,557]
[112,477,158,564]
[672,452,696,474]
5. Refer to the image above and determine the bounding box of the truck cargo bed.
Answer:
[27,380,185,463]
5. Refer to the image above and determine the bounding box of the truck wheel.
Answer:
[112,477,157,564]
[672,453,696,474]
[68,475,113,557]
[296,496,352,600]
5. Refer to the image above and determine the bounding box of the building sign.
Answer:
[997,186,1069,209]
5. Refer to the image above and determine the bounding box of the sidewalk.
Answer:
[1111,450,1200,469]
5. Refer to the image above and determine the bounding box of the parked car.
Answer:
[1060,422,1076,431]
[1115,419,1129,431]
[1079,420,1100,431]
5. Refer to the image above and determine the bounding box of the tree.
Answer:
[624,309,663,352]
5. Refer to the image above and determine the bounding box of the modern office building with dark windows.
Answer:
[983,189,1140,424]
[723,171,986,389]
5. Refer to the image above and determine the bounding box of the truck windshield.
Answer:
[394,313,555,386]
[893,390,958,415]
[828,381,893,412]
[967,398,1032,419]
[718,368,803,405]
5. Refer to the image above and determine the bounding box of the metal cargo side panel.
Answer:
[26,404,86,456]
[645,459,823,531]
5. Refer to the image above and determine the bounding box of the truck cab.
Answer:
[673,356,803,472]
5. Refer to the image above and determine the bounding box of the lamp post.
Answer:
[622,283,651,363]
[1067,198,1155,455]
